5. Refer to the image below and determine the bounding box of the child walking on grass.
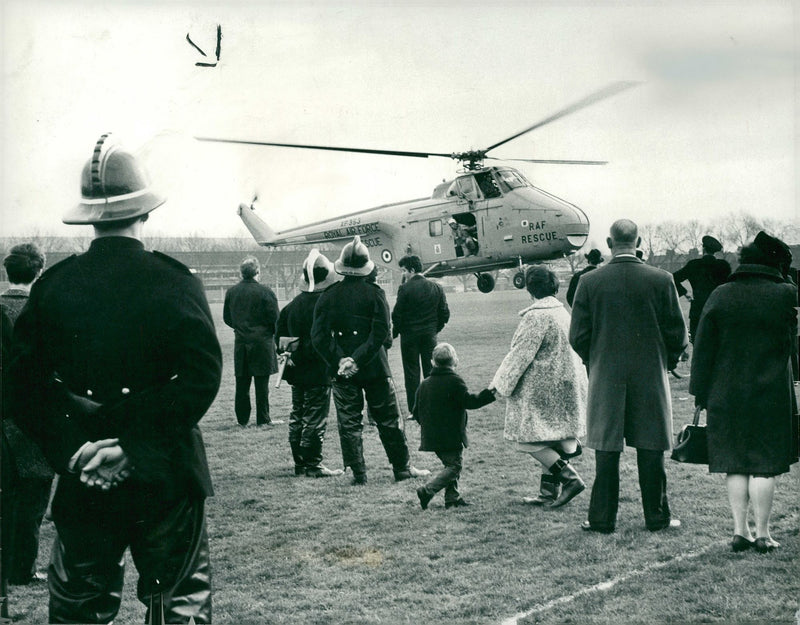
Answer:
[413,343,496,509]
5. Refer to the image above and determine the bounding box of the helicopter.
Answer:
[197,81,636,293]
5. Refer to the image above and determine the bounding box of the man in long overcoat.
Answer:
[7,134,221,622]
[569,219,688,533]
[224,256,280,426]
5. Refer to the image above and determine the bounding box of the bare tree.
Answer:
[655,221,689,256]
[722,212,763,250]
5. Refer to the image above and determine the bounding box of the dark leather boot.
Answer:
[290,440,305,476]
[522,473,560,505]
[549,459,585,508]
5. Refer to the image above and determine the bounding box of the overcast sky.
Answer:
[2,1,796,249]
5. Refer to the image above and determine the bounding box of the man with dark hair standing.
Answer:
[392,254,450,413]
[7,133,221,623]
[566,248,604,308]
[1,243,53,586]
[312,237,428,485]
[672,235,731,343]
[569,219,687,534]
[224,256,282,427]
[276,249,343,478]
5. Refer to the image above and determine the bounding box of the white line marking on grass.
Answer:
[499,540,722,625]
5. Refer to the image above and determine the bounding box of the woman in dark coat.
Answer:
[690,233,797,554]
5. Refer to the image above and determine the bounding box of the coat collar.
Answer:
[519,296,562,316]
[729,263,784,283]
[608,254,642,264]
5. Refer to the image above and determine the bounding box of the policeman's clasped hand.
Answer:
[78,440,134,491]
[337,357,359,378]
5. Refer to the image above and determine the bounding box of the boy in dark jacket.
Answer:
[413,343,495,509]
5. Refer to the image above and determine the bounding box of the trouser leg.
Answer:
[332,381,366,474]
[48,520,127,623]
[131,497,212,625]
[8,475,52,583]
[300,385,332,469]
[234,376,252,426]
[289,385,305,473]
[418,333,437,380]
[364,377,410,472]
[253,376,270,424]
[636,448,671,529]
[400,336,422,413]
[421,450,462,505]
[588,450,620,531]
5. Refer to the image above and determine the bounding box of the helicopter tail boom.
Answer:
[238,203,278,244]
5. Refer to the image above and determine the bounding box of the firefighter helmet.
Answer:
[334,235,374,276]
[63,133,166,225]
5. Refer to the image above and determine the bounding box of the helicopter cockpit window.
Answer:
[474,171,502,199]
[453,176,477,199]
[429,219,443,237]
[496,169,528,191]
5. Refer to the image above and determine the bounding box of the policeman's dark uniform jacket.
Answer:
[566,249,604,308]
[7,135,221,624]
[223,267,279,425]
[275,250,340,477]
[311,237,414,482]
[391,266,450,412]
[672,235,731,341]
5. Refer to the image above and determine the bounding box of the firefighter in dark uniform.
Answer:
[311,236,429,485]
[276,249,343,478]
[566,248,604,308]
[7,134,222,624]
[672,235,732,342]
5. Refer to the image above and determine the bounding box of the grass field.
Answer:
[7,288,799,624]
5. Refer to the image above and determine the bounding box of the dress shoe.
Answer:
[394,466,430,482]
[753,537,777,554]
[306,465,344,478]
[294,466,306,476]
[731,535,754,552]
[580,520,615,534]
[445,498,469,509]
[648,519,681,532]
[417,487,433,510]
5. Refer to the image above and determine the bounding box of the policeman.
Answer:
[672,235,732,342]
[7,133,222,623]
[566,248,604,308]
[311,236,429,485]
[276,249,343,478]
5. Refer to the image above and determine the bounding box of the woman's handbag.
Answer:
[670,406,708,464]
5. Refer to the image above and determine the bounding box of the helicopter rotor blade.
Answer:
[483,81,639,153]
[195,137,453,160]
[485,156,607,166]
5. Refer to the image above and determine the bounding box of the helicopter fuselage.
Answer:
[239,166,590,289]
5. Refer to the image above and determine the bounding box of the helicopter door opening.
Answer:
[448,212,479,258]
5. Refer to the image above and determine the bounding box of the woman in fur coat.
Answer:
[491,266,588,508]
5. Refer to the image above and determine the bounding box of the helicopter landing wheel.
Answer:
[513,271,525,289]
[476,272,495,293]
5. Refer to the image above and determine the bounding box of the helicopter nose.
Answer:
[561,203,590,251]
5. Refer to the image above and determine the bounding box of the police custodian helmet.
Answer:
[62,133,166,225]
